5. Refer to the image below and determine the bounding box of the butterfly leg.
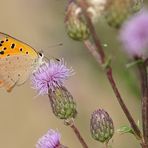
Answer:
[6,82,17,92]
[5,78,19,92]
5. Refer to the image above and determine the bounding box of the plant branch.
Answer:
[75,0,142,140]
[137,58,148,146]
[70,123,89,148]
[84,40,142,140]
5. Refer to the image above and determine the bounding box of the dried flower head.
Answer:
[90,109,114,143]
[36,129,61,148]
[120,9,148,57]
[87,0,111,22]
[31,59,74,95]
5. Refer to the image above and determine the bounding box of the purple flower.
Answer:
[36,129,61,148]
[31,59,74,95]
[119,9,148,57]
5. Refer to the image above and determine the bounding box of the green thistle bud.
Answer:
[90,109,114,143]
[48,86,77,120]
[132,0,143,13]
[65,1,90,41]
[104,0,143,28]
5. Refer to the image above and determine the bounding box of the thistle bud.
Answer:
[48,86,77,120]
[65,1,90,41]
[104,0,143,28]
[90,109,114,143]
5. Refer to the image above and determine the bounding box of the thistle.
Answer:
[90,109,114,143]
[65,1,90,41]
[31,59,77,120]
[119,9,148,58]
[36,129,68,148]
[104,0,143,28]
[48,86,77,120]
[31,59,73,95]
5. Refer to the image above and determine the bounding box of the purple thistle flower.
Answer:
[36,129,61,148]
[31,59,74,95]
[119,9,148,57]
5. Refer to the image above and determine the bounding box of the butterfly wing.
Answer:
[0,32,38,92]
[0,32,38,58]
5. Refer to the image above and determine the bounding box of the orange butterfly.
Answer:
[0,32,44,92]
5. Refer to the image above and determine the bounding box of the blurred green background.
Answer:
[0,0,147,147]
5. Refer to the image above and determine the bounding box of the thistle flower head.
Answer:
[36,129,61,148]
[90,109,114,143]
[48,86,77,120]
[65,1,90,41]
[104,0,143,28]
[31,59,74,95]
[120,9,148,57]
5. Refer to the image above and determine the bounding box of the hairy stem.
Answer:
[75,0,142,140]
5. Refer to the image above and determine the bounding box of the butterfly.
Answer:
[0,32,44,92]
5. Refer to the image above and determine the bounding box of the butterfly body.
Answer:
[0,32,43,92]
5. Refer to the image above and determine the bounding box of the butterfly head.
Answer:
[37,51,45,65]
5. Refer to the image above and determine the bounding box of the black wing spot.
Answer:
[18,74,20,77]
[1,41,4,43]
[0,44,2,46]
[3,47,7,50]
[6,38,8,41]
[0,51,4,55]
[20,48,23,51]
[11,43,15,49]
[26,51,28,54]
[7,54,10,56]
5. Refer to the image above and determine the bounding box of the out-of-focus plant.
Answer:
[32,0,148,148]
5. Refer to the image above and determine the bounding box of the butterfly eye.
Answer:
[38,52,43,57]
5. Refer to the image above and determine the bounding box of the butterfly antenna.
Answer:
[42,42,62,61]
[48,42,63,48]
[44,55,60,62]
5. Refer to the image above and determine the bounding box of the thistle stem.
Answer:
[105,142,109,148]
[70,123,89,148]
[137,59,148,147]
[76,0,142,140]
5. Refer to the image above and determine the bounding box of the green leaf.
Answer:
[102,56,112,69]
[117,125,134,135]
[126,59,143,69]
